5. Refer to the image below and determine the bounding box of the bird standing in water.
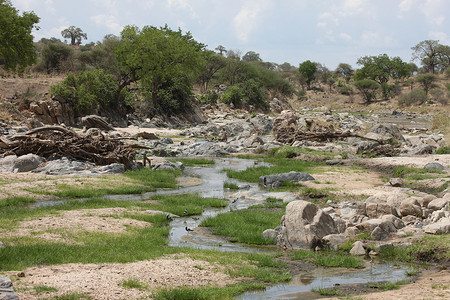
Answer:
[185,226,194,232]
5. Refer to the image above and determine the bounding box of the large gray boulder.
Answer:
[0,276,19,300]
[370,124,405,142]
[424,217,450,234]
[0,154,44,172]
[276,200,337,249]
[428,198,449,211]
[260,172,315,188]
[399,198,422,217]
[82,115,114,131]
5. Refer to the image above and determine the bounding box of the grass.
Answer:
[0,196,36,208]
[223,181,239,190]
[149,194,228,216]
[170,158,215,166]
[152,283,266,300]
[436,146,450,154]
[49,293,93,299]
[121,278,148,290]
[368,280,409,291]
[268,146,337,160]
[378,234,450,264]
[225,156,321,183]
[312,287,342,296]
[200,208,284,244]
[34,285,58,294]
[292,249,364,268]
[392,165,444,180]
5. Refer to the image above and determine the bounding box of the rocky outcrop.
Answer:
[0,276,19,300]
[276,200,337,249]
[0,154,44,172]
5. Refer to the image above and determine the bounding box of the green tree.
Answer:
[197,50,226,91]
[298,60,317,89]
[335,63,354,83]
[116,25,204,109]
[354,79,379,103]
[242,51,262,62]
[215,45,227,56]
[415,73,437,94]
[40,42,73,74]
[411,40,450,74]
[61,26,87,45]
[0,0,39,71]
[355,54,410,99]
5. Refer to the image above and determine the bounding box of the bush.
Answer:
[221,85,243,107]
[398,88,427,107]
[197,91,218,105]
[221,79,268,110]
[50,69,118,114]
[153,74,193,112]
[415,73,437,94]
[296,89,307,100]
[354,79,379,102]
[337,85,353,95]
[430,87,448,105]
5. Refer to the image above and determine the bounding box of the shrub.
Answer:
[50,69,118,114]
[296,89,307,100]
[337,85,353,95]
[430,87,448,105]
[415,73,437,94]
[221,85,243,107]
[398,88,427,107]
[197,91,218,105]
[221,79,269,110]
[354,79,379,102]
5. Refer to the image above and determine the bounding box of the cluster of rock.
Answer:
[264,190,450,254]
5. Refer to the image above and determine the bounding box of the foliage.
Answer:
[221,79,269,110]
[415,73,437,94]
[292,249,363,268]
[116,25,204,110]
[411,40,450,73]
[355,54,410,99]
[50,69,118,114]
[298,60,317,89]
[242,51,262,62]
[0,196,36,208]
[0,0,40,71]
[436,146,450,154]
[397,88,427,107]
[221,85,243,107]
[430,87,448,105]
[200,208,284,244]
[353,79,379,103]
[150,73,193,112]
[38,41,74,74]
[61,26,88,45]
[197,91,219,104]
[197,50,227,91]
[335,63,354,82]
[77,34,121,75]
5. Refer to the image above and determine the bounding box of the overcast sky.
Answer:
[11,0,450,69]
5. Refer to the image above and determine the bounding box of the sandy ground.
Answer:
[112,126,182,138]
[8,256,238,299]
[322,269,450,300]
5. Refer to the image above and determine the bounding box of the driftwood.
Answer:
[0,126,136,167]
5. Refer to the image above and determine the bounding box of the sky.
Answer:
[11,0,450,70]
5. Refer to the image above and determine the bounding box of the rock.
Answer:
[408,145,436,155]
[370,124,405,142]
[429,210,446,223]
[249,114,273,134]
[402,215,420,225]
[0,155,18,172]
[81,115,114,131]
[276,200,337,249]
[339,201,366,220]
[260,172,315,188]
[90,163,125,174]
[0,276,19,300]
[325,159,343,165]
[0,241,4,248]
[160,137,174,144]
[389,178,403,187]
[322,234,348,251]
[152,160,184,171]
[14,154,45,172]
[371,226,383,240]
[356,141,379,154]
[350,241,366,255]
[136,132,159,140]
[262,229,278,242]
[381,215,405,229]
[366,203,395,218]
[344,226,360,237]
[424,162,444,171]
[33,157,94,175]
[419,195,437,207]
[399,198,422,217]
[428,198,449,211]
[423,217,450,234]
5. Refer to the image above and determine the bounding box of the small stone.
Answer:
[424,162,444,171]
[389,178,404,187]
[350,241,366,256]
[0,241,4,248]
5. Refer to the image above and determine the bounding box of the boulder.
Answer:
[419,195,437,207]
[428,198,449,211]
[350,241,366,256]
[399,198,422,217]
[381,214,405,229]
[276,200,337,249]
[14,154,45,172]
[339,201,366,220]
[424,217,450,234]
[428,210,446,223]
[424,162,445,171]
[262,229,278,242]
[389,178,404,187]
[322,234,348,251]
[136,132,159,140]
[366,203,395,218]
[0,276,19,300]
[81,115,114,131]
[370,124,405,142]
[0,241,4,248]
[260,172,315,188]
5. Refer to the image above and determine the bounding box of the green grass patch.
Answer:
[268,146,337,160]
[392,165,444,179]
[152,282,265,300]
[368,280,408,291]
[292,250,364,268]
[223,181,239,190]
[49,292,93,299]
[34,285,58,294]
[436,146,450,154]
[312,287,342,296]
[170,158,215,166]
[121,278,148,290]
[0,196,36,208]
[225,156,321,183]
[200,208,284,244]
[149,194,227,216]
[432,283,449,290]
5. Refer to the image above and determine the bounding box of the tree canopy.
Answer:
[298,60,317,89]
[355,54,410,84]
[61,26,87,45]
[0,0,39,71]
[116,25,205,109]
[411,40,449,74]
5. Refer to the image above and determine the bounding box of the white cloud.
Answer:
[233,0,272,43]
[429,31,450,44]
[360,31,398,48]
[91,14,123,34]
[166,0,198,19]
[338,0,367,17]
[423,0,446,26]
[339,33,353,42]
[317,12,339,28]
[398,0,417,18]
[13,0,38,10]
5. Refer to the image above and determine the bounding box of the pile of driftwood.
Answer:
[0,126,136,167]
